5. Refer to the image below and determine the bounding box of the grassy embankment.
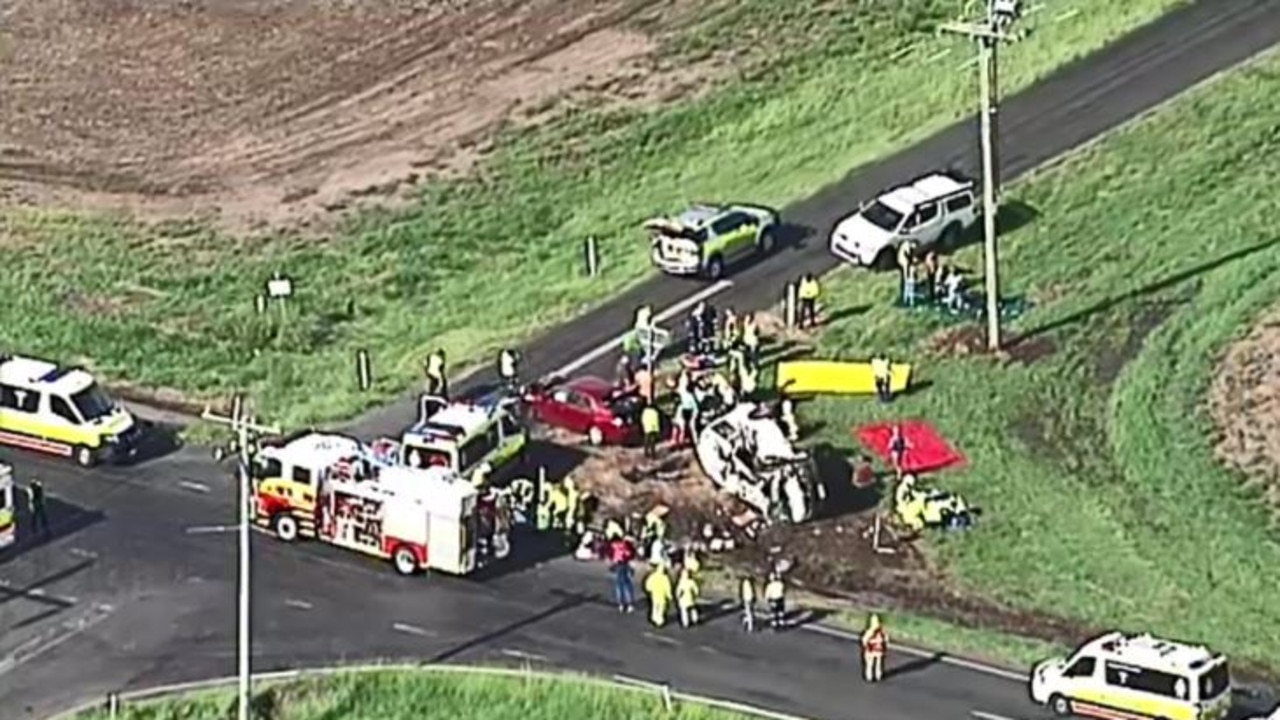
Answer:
[797,50,1280,674]
[0,0,1184,429]
[74,669,763,720]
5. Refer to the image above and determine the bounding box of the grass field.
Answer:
[798,49,1280,673]
[75,669,764,720]
[0,0,1185,429]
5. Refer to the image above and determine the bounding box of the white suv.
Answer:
[829,172,979,268]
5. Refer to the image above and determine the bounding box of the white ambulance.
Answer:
[1031,632,1231,720]
[398,394,527,483]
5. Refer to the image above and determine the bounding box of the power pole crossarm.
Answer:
[199,402,279,720]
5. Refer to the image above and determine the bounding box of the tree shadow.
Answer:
[949,198,1040,255]
[1014,237,1280,343]
[822,305,873,325]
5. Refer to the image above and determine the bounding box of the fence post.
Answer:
[584,236,600,277]
[660,683,673,713]
[356,349,372,391]
[784,282,797,328]
[107,692,120,718]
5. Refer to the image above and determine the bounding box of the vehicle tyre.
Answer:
[1049,694,1072,717]
[705,255,726,280]
[757,228,776,254]
[392,545,420,576]
[873,248,896,271]
[587,426,605,446]
[74,445,96,468]
[274,514,299,542]
[939,222,962,249]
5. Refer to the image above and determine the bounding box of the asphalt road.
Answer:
[4,1,1280,718]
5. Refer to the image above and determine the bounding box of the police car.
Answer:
[399,394,527,483]
[0,355,141,466]
[646,203,780,280]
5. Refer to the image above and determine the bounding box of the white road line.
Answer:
[800,623,1028,682]
[0,579,77,605]
[613,673,667,691]
[185,525,235,535]
[551,279,733,377]
[973,711,1023,720]
[391,622,435,637]
[68,548,97,559]
[0,603,114,677]
[284,598,313,610]
[642,631,681,647]
[500,648,547,662]
[179,481,210,494]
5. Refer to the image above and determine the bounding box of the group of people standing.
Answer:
[896,241,968,311]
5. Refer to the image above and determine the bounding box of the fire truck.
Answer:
[251,432,480,575]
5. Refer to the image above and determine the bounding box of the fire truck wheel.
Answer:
[273,514,299,542]
[392,546,420,576]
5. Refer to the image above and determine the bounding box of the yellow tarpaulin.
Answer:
[775,360,912,396]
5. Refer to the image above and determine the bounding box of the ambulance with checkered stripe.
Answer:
[0,355,141,467]
[1031,631,1230,720]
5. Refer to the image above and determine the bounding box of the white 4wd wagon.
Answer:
[829,172,978,268]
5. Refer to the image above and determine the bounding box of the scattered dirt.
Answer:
[924,325,988,357]
[1000,335,1056,365]
[1209,307,1280,511]
[0,0,721,233]
[1093,302,1178,385]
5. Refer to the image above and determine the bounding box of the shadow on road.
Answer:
[1,497,105,568]
[427,591,591,664]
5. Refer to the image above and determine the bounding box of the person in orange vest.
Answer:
[861,613,888,682]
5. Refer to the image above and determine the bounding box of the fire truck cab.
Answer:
[252,432,481,575]
[398,394,527,484]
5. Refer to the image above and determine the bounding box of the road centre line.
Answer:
[284,598,313,610]
[642,631,681,647]
[178,481,210,494]
[973,711,1024,720]
[800,623,1028,682]
[185,524,235,535]
[551,279,733,377]
[391,622,436,637]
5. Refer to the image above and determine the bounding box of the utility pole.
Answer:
[940,0,1023,351]
[201,400,280,720]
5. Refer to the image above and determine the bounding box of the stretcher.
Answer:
[774,360,912,396]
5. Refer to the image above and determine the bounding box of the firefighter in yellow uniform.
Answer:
[676,569,701,628]
[683,547,702,578]
[741,313,760,367]
[861,614,888,682]
[548,480,569,530]
[797,275,821,329]
[425,349,448,398]
[642,505,669,547]
[535,480,552,531]
[644,563,674,627]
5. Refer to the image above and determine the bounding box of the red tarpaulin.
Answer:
[854,420,965,474]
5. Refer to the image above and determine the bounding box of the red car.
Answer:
[523,376,642,445]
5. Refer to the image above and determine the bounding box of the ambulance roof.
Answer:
[263,432,364,469]
[0,356,95,395]
[406,400,498,443]
[1082,632,1224,674]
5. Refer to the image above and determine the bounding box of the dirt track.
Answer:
[0,0,670,231]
